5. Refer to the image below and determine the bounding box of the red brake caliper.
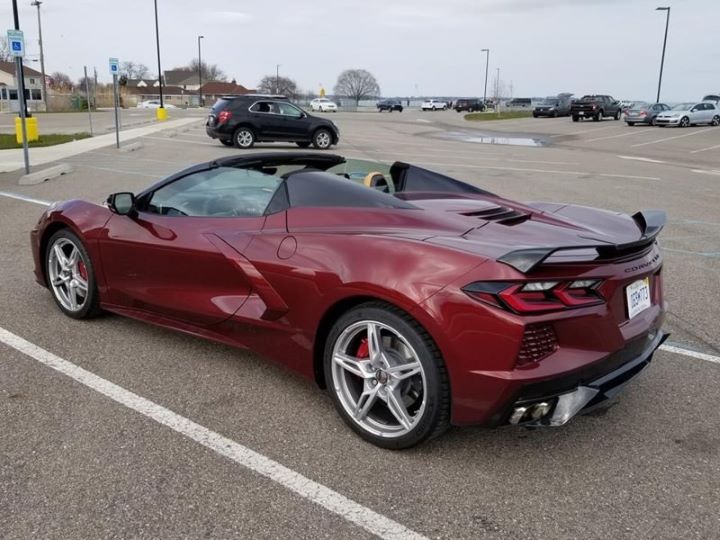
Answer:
[78,261,88,281]
[356,338,369,359]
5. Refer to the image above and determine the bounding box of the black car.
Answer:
[206,95,340,149]
[454,98,485,112]
[377,99,403,112]
[533,98,571,117]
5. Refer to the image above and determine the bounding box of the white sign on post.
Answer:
[7,29,25,58]
[109,57,120,76]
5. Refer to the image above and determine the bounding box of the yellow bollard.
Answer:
[156,107,168,121]
[15,116,39,144]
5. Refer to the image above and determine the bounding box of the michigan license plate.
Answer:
[626,277,651,319]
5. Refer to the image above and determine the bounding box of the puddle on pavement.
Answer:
[432,130,549,147]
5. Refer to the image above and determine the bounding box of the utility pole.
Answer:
[655,7,671,103]
[276,64,280,94]
[83,65,93,135]
[197,35,204,107]
[481,48,489,108]
[153,0,164,112]
[11,0,30,174]
[30,0,47,112]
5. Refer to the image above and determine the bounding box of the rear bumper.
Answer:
[625,115,651,124]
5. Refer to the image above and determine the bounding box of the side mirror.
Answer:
[107,192,136,215]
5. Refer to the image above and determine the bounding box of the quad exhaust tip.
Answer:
[509,401,553,425]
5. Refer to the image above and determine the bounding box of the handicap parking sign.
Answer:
[6,29,25,58]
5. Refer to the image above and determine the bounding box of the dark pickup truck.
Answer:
[571,95,622,122]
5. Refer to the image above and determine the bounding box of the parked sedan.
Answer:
[655,102,720,127]
[31,152,667,449]
[625,103,670,126]
[310,98,338,112]
[137,100,177,109]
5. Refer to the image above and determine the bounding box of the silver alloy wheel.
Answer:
[47,238,89,312]
[680,116,689,127]
[236,129,253,147]
[314,130,331,149]
[713,115,720,126]
[331,320,427,438]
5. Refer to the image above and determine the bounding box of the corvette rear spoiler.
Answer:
[497,210,666,273]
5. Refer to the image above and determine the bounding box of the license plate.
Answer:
[579,111,584,116]
[626,277,651,319]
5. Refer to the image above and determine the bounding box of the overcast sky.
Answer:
[2,0,718,101]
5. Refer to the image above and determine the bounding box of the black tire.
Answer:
[312,128,333,150]
[220,139,234,146]
[551,111,558,118]
[712,115,720,127]
[627,122,635,126]
[296,142,311,148]
[680,116,690,128]
[323,302,450,449]
[398,107,403,113]
[572,115,579,122]
[614,110,621,120]
[593,110,603,122]
[649,117,656,126]
[233,126,255,148]
[45,229,102,320]
[533,113,538,118]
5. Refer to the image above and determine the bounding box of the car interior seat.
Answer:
[363,172,390,193]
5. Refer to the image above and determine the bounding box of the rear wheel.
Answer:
[324,302,450,449]
[45,230,101,319]
[649,117,656,126]
[680,116,690,128]
[712,115,720,126]
[614,110,621,120]
[627,122,635,126]
[234,127,255,148]
[312,128,333,149]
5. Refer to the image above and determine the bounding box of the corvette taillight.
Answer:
[218,110,232,124]
[463,280,605,314]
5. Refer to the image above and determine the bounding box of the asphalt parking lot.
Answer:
[1,109,719,539]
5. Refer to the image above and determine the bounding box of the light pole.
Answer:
[655,7,671,103]
[30,0,47,112]
[275,64,280,94]
[481,48,489,108]
[197,35,204,107]
[153,0,165,114]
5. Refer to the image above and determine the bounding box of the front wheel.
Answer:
[680,116,690,128]
[234,127,255,148]
[312,128,333,149]
[593,110,603,121]
[45,229,101,319]
[324,302,450,449]
[572,115,579,122]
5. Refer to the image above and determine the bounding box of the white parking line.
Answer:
[0,191,51,206]
[550,125,621,137]
[0,326,426,540]
[617,155,666,164]
[631,128,712,147]
[691,169,720,176]
[585,130,657,143]
[660,344,720,365]
[690,142,720,154]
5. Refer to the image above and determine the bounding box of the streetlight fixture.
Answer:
[30,0,47,112]
[197,35,204,107]
[275,64,281,94]
[153,0,165,117]
[655,7,671,103]
[481,48,489,109]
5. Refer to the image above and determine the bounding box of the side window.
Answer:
[277,102,303,118]
[250,101,274,113]
[145,167,282,217]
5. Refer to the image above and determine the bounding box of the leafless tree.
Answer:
[48,71,73,92]
[0,37,12,62]
[333,69,380,105]
[183,59,227,82]
[257,75,299,98]
[120,61,150,79]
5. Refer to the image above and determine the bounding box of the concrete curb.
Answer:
[120,142,143,153]
[19,163,73,185]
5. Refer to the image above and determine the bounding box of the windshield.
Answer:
[671,103,695,111]
[539,100,559,106]
[629,102,649,109]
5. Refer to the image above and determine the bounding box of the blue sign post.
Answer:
[7,29,29,173]
[109,57,120,148]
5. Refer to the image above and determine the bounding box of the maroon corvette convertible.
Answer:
[31,153,667,448]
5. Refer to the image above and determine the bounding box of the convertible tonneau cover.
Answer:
[498,210,666,273]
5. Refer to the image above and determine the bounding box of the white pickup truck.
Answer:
[421,99,448,111]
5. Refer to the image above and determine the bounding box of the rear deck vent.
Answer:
[461,206,530,225]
